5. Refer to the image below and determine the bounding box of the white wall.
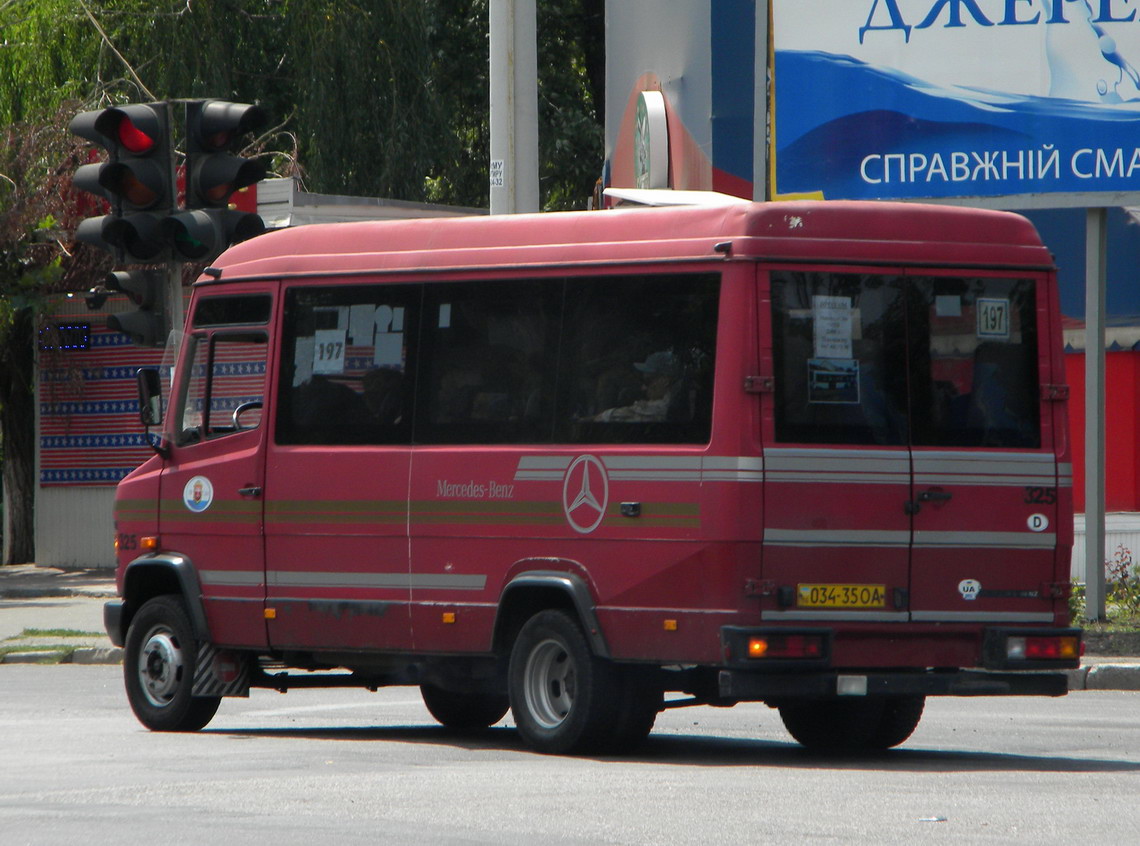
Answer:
[35,486,116,569]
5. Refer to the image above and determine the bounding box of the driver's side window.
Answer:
[177,331,268,445]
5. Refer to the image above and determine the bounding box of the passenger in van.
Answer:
[362,367,404,425]
[594,350,688,423]
[292,374,371,429]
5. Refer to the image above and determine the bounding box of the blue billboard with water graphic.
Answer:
[772,0,1140,201]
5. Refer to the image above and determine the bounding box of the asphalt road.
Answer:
[2,664,1138,845]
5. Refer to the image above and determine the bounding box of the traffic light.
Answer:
[70,103,174,262]
[163,99,267,260]
[104,270,167,347]
[162,207,265,260]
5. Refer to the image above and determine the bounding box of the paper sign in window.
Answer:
[312,329,347,374]
[812,295,853,359]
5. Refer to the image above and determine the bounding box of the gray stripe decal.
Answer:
[199,571,487,591]
[764,530,1055,549]
[267,571,487,591]
[910,610,1055,623]
[200,570,263,586]
[913,531,1056,549]
[765,472,909,485]
[765,448,909,475]
[761,610,910,622]
[514,454,764,483]
[764,529,911,547]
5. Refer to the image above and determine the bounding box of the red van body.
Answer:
[106,201,1079,754]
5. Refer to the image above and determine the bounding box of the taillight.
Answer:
[748,633,826,659]
[1007,635,1079,661]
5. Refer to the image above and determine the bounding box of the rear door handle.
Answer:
[906,489,952,514]
[918,489,952,503]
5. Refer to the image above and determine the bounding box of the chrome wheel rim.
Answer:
[523,637,576,729]
[138,626,185,708]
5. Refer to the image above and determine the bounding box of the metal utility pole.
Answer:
[1085,208,1108,621]
[489,0,539,214]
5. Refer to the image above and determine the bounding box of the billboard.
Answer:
[771,0,1140,204]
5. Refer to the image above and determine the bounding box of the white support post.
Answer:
[489,0,539,215]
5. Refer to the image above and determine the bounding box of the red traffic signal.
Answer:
[70,103,174,262]
[70,104,166,156]
[185,100,267,209]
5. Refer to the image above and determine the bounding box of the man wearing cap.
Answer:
[594,351,681,423]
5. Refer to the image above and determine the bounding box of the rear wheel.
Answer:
[600,666,662,754]
[420,684,510,729]
[778,695,924,751]
[508,610,621,755]
[123,594,220,732]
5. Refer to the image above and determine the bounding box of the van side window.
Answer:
[771,271,909,445]
[276,285,417,445]
[176,332,268,445]
[417,280,559,444]
[556,274,719,444]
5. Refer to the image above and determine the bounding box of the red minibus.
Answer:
[106,200,1079,754]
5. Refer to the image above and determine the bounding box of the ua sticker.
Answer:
[183,476,214,513]
[958,579,981,601]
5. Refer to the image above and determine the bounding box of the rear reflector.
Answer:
[748,634,825,659]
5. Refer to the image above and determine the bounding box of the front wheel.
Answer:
[123,594,220,732]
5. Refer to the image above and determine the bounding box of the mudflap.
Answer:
[192,645,252,698]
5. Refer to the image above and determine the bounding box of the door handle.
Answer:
[238,486,262,498]
[918,489,952,503]
[905,489,952,514]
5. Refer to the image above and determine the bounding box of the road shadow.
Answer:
[204,723,1140,773]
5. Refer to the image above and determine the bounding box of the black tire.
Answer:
[508,609,621,755]
[778,695,924,751]
[870,695,925,749]
[420,684,510,729]
[123,594,221,732]
[600,666,662,754]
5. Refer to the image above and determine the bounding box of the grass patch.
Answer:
[16,628,103,639]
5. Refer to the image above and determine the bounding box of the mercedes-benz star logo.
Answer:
[562,455,609,534]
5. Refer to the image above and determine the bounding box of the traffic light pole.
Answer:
[165,262,184,341]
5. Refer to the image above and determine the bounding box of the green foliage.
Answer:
[0,0,604,209]
[1070,544,1140,626]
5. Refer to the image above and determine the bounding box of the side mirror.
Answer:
[136,367,164,427]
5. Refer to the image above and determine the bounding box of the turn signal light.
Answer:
[140,536,159,551]
[747,634,824,659]
[1007,635,1079,660]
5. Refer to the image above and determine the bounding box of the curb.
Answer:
[1069,664,1140,691]
[0,646,123,665]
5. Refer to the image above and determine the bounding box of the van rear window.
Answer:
[771,270,1040,449]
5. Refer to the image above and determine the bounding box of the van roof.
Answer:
[204,200,1053,283]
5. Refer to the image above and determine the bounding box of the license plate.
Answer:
[797,583,887,609]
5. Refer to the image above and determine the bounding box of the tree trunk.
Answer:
[1,307,35,565]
